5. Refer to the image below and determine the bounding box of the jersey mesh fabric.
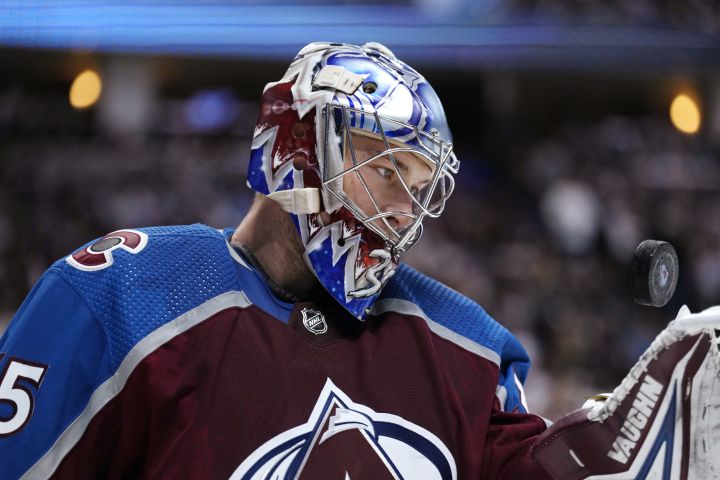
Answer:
[51,224,240,368]
[381,264,511,357]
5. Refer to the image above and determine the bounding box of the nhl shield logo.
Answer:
[302,308,327,335]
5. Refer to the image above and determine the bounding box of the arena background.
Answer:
[1,0,719,419]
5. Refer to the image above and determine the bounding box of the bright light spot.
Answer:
[69,69,102,109]
[670,94,701,134]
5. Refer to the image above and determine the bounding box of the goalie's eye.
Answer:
[374,166,394,180]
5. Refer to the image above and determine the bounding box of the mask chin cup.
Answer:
[348,249,396,298]
[267,188,322,214]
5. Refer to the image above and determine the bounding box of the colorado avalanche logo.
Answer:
[231,379,456,480]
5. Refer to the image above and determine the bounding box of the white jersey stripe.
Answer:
[371,298,502,367]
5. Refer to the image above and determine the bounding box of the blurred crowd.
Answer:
[406,114,719,416]
[1,77,719,418]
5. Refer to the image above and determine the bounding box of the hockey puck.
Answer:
[631,240,679,307]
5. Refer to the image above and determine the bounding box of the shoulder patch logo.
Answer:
[231,378,457,480]
[66,229,148,272]
[302,307,327,335]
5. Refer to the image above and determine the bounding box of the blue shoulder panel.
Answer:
[55,224,295,366]
[54,224,244,367]
[0,271,113,479]
[380,264,531,413]
[0,224,296,477]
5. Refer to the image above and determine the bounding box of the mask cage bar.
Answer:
[322,103,459,255]
[341,105,400,239]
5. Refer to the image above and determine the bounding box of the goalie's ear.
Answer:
[531,305,720,480]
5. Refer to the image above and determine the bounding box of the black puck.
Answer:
[631,240,679,307]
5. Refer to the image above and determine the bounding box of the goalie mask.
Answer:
[247,42,459,320]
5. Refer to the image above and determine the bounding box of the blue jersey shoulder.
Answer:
[0,225,293,478]
[51,224,243,367]
[379,264,532,411]
[379,264,519,360]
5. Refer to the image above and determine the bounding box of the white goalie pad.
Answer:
[532,305,720,479]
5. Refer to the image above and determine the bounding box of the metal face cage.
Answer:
[322,103,459,256]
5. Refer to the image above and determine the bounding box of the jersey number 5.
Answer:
[0,355,48,436]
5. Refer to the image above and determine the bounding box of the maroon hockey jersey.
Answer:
[0,225,550,479]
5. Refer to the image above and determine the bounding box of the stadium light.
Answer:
[69,69,102,109]
[670,93,701,135]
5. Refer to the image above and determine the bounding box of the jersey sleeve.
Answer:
[496,333,532,413]
[0,268,116,479]
[482,402,553,479]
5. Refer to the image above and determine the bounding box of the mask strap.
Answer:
[313,65,365,94]
[267,188,322,214]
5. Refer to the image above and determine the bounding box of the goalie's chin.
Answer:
[532,305,720,480]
